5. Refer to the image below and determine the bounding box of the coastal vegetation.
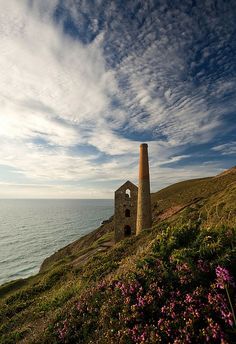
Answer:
[54,224,236,343]
[0,167,235,343]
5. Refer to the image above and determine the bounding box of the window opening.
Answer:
[125,189,131,198]
[125,209,130,217]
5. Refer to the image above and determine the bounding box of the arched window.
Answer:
[125,209,130,217]
[124,225,131,237]
[125,189,131,198]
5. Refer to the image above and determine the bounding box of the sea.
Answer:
[0,199,113,286]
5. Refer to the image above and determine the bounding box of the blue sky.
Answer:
[0,0,235,198]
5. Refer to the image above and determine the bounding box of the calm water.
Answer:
[0,199,113,286]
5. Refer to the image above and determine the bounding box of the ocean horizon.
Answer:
[0,199,114,286]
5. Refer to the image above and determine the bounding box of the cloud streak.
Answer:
[0,0,235,198]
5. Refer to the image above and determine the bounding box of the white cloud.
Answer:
[0,0,119,156]
[212,142,236,155]
[0,0,234,198]
[157,155,191,166]
[0,111,79,146]
[0,0,122,191]
[115,38,224,146]
[0,1,116,124]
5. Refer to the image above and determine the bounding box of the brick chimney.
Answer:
[136,143,152,234]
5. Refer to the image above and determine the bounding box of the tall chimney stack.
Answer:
[136,143,152,234]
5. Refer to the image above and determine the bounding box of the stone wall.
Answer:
[114,181,138,242]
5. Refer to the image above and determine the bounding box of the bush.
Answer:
[51,225,236,344]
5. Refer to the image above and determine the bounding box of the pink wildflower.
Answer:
[58,319,68,341]
[215,266,235,289]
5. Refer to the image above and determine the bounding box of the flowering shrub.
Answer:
[54,225,236,343]
[215,266,235,289]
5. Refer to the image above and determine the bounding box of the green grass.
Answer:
[0,220,235,343]
[152,169,236,213]
[0,168,235,343]
[42,223,236,344]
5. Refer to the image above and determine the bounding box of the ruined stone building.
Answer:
[114,181,138,242]
[114,143,152,243]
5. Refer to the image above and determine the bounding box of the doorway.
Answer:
[124,225,131,237]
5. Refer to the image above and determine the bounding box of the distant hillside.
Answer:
[152,166,236,227]
[0,167,235,343]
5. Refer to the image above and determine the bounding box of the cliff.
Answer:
[41,166,236,274]
[40,216,114,273]
[0,167,235,343]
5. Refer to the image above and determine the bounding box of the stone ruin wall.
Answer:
[114,181,138,242]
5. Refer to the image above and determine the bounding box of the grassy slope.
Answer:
[152,167,236,208]
[151,167,236,227]
[47,225,236,344]
[0,168,235,343]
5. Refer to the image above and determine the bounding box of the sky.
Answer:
[0,0,235,198]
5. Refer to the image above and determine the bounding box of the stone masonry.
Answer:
[114,181,138,243]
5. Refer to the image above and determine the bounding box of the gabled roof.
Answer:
[115,180,138,193]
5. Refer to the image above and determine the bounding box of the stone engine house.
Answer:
[114,181,138,242]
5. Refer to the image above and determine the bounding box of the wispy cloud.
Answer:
[212,142,236,155]
[0,0,235,198]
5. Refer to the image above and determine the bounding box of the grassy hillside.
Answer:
[0,167,235,343]
[152,166,236,209]
[152,166,236,228]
